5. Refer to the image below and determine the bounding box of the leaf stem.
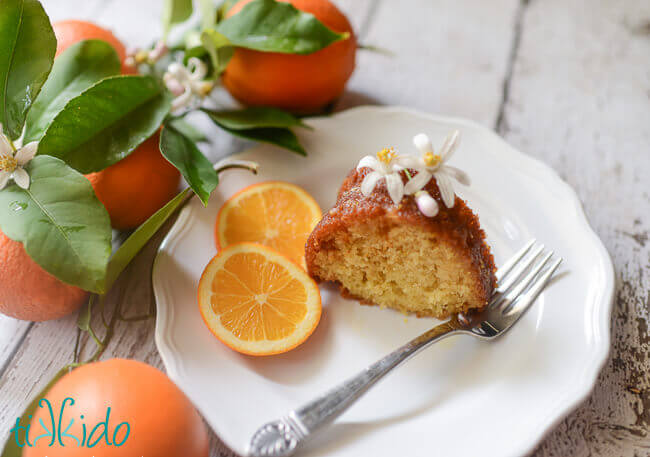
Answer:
[72,328,81,364]
[214,158,259,174]
[87,323,103,348]
[99,294,109,330]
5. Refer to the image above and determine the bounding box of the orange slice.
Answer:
[215,181,322,268]
[198,243,322,356]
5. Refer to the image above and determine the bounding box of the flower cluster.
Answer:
[163,57,214,112]
[0,124,37,191]
[126,39,214,113]
[356,130,469,217]
[124,40,169,68]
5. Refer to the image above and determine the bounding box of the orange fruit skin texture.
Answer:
[23,359,210,457]
[0,231,89,321]
[222,0,356,113]
[53,19,135,74]
[53,20,180,230]
[85,131,180,230]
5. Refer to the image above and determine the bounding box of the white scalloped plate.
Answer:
[153,106,614,457]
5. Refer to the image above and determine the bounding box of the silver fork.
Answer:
[248,240,562,457]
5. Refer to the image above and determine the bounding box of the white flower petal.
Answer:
[395,155,422,170]
[0,171,10,190]
[164,74,186,96]
[357,155,379,171]
[413,133,433,154]
[148,40,168,61]
[0,132,12,158]
[439,130,460,163]
[187,57,208,80]
[384,172,404,205]
[360,171,381,197]
[415,191,439,217]
[404,170,431,195]
[188,78,208,95]
[15,142,37,165]
[167,62,190,82]
[171,87,193,111]
[12,167,30,189]
[435,171,456,208]
[445,166,471,186]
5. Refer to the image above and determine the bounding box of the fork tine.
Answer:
[505,257,562,317]
[501,251,554,307]
[497,244,545,294]
[495,239,536,283]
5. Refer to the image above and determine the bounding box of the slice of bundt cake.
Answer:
[305,131,496,319]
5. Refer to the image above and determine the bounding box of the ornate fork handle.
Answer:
[248,318,463,457]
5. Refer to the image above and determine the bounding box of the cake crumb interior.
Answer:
[311,222,483,318]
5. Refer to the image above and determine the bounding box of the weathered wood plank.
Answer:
[0,320,31,377]
[339,0,521,127]
[497,0,650,455]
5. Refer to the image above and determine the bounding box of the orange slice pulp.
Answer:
[197,243,322,356]
[215,181,322,268]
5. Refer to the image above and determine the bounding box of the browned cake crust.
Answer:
[305,167,497,315]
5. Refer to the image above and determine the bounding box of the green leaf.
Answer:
[168,117,208,142]
[215,0,347,54]
[203,106,310,130]
[215,0,235,24]
[24,40,121,143]
[199,0,217,29]
[201,28,233,75]
[77,294,94,331]
[1,366,68,457]
[105,188,191,289]
[0,0,56,139]
[37,75,172,173]
[218,123,306,155]
[162,0,193,37]
[0,156,112,293]
[160,124,218,206]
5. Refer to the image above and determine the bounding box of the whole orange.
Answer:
[86,132,180,230]
[53,20,133,74]
[53,20,180,229]
[23,359,210,457]
[0,231,88,321]
[222,0,356,113]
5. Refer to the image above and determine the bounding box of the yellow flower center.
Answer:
[198,81,214,96]
[376,147,396,164]
[0,155,17,173]
[423,152,442,167]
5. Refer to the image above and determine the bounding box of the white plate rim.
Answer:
[153,105,615,457]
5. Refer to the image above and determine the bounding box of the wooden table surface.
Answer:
[1,1,649,455]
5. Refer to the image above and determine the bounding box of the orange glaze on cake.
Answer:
[305,167,497,318]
